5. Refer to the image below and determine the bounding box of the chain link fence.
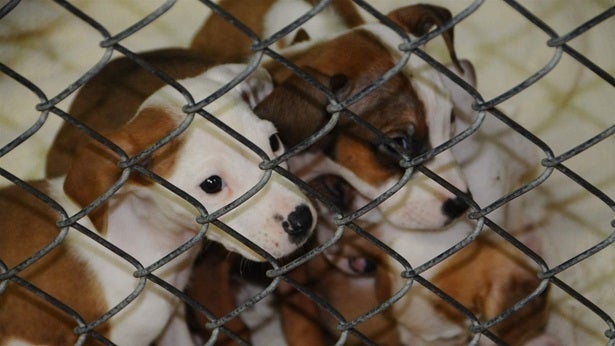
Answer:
[0,0,614,345]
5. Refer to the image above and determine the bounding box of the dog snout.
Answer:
[283,204,314,239]
[442,194,470,220]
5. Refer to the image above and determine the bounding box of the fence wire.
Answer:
[0,0,614,345]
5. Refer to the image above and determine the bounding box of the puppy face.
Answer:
[308,174,549,344]
[64,65,316,262]
[256,5,474,230]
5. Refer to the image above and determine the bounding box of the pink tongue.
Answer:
[348,257,370,274]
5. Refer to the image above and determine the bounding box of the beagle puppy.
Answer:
[0,64,316,345]
[281,174,554,345]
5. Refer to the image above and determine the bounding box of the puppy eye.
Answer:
[392,136,410,150]
[379,135,410,156]
[269,133,281,153]
[199,175,223,194]
[450,111,457,134]
[378,132,426,159]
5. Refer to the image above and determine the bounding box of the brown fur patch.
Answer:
[0,181,109,344]
[333,134,398,186]
[431,238,549,344]
[185,242,252,346]
[191,0,364,65]
[63,107,182,232]
[190,0,277,64]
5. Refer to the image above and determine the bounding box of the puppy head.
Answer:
[64,65,316,261]
[431,238,549,344]
[257,4,473,230]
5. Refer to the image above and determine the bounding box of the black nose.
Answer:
[442,195,470,220]
[283,204,313,238]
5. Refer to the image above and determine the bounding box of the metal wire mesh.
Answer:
[0,0,613,345]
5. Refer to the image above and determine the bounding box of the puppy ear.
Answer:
[235,67,274,109]
[255,68,337,148]
[387,4,461,71]
[442,59,476,121]
[206,64,274,109]
[63,134,125,233]
[64,107,175,232]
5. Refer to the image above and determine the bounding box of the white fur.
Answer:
[42,177,197,345]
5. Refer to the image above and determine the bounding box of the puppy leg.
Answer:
[186,243,252,345]
[157,304,196,346]
[278,265,326,346]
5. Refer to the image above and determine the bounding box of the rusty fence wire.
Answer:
[0,0,614,345]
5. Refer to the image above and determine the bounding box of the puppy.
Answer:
[193,3,473,230]
[282,174,553,345]
[0,64,316,345]
[379,61,558,345]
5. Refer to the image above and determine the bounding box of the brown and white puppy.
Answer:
[192,2,472,230]
[377,61,557,345]
[282,174,554,345]
[1,64,316,345]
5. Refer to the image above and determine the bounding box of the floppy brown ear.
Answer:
[255,68,347,148]
[442,59,477,121]
[63,107,178,232]
[387,4,461,71]
[63,133,125,233]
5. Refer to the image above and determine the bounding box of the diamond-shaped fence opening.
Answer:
[0,1,613,345]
